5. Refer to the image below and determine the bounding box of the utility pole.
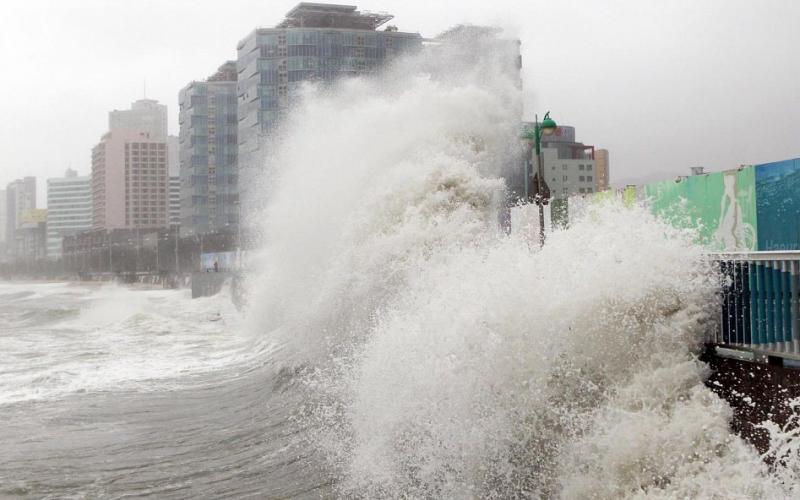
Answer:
[136,227,141,273]
[174,226,179,275]
[155,231,159,272]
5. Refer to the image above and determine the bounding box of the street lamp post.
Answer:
[155,231,159,272]
[233,200,242,253]
[174,226,179,275]
[526,111,558,246]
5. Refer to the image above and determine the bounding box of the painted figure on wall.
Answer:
[713,172,756,251]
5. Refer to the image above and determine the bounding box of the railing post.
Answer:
[734,259,743,344]
[772,261,783,350]
[720,260,730,344]
[765,262,774,348]
[781,260,792,350]
[792,260,799,354]
[742,261,752,345]
[756,261,765,345]
[712,252,800,360]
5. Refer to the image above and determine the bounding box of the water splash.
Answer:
[243,32,797,498]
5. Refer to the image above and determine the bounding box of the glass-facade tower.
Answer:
[178,62,239,236]
[236,3,423,202]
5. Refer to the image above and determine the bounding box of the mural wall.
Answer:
[644,168,758,251]
[555,157,800,252]
[755,159,800,251]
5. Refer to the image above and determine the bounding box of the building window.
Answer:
[588,188,593,193]
[579,176,585,182]
[587,165,593,171]
[563,175,568,181]
[587,175,593,181]
[579,164,585,170]
[579,188,585,193]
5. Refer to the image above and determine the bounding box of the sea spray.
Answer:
[245,76,519,364]
[243,30,799,498]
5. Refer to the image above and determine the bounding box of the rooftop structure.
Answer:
[208,61,238,82]
[109,99,169,139]
[276,3,393,30]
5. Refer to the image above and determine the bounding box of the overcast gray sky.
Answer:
[2,0,798,203]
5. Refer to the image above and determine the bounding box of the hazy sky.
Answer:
[2,0,798,203]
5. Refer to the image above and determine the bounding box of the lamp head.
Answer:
[541,111,557,136]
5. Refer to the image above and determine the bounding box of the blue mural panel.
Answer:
[755,158,800,251]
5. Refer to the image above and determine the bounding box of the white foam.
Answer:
[0,283,259,405]
[244,40,797,496]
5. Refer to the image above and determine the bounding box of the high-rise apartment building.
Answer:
[92,129,170,230]
[178,61,239,236]
[46,169,92,259]
[5,177,36,260]
[93,96,177,232]
[595,149,610,191]
[529,125,598,199]
[235,3,423,199]
[110,99,169,139]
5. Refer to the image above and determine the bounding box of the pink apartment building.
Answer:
[92,129,169,230]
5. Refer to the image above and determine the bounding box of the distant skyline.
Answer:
[2,0,799,203]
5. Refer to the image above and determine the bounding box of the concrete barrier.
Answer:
[191,271,232,298]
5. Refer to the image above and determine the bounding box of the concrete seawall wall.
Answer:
[191,271,232,298]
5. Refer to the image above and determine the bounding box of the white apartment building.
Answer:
[538,148,598,198]
[46,169,92,259]
[169,176,180,226]
[530,125,599,199]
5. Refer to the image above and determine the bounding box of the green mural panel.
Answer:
[644,168,757,250]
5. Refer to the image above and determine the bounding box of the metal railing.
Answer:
[714,251,800,359]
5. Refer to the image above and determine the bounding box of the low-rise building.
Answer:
[529,125,599,199]
[16,209,48,262]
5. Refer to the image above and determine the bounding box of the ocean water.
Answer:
[3,39,800,499]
